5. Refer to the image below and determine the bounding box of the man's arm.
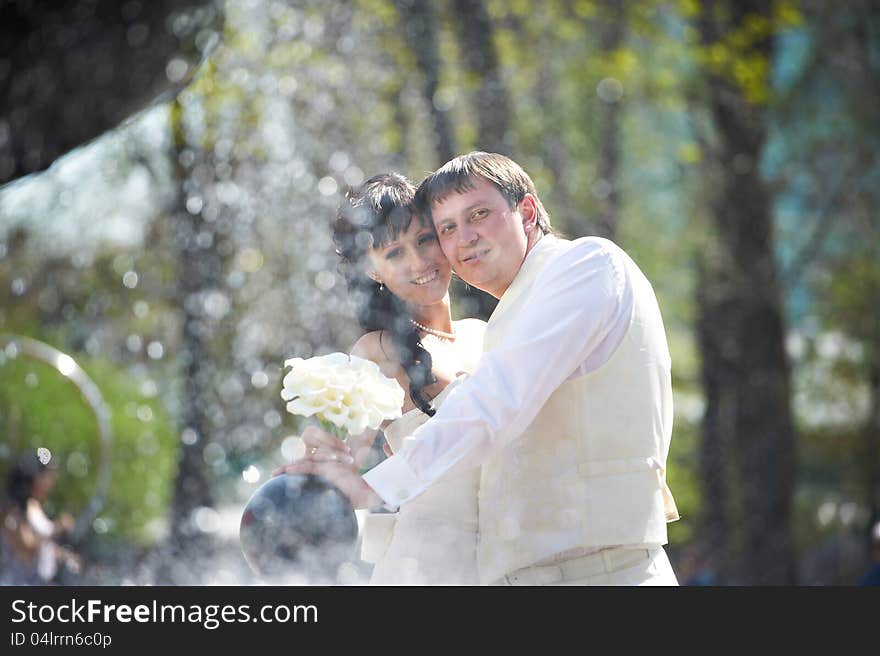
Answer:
[363,238,633,508]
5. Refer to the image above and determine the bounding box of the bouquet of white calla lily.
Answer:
[281,352,405,438]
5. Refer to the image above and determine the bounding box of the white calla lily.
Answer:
[280,351,405,439]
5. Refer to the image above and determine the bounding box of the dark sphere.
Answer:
[240,473,358,582]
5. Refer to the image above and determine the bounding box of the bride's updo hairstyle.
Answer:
[333,173,437,417]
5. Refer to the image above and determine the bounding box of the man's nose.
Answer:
[458,224,478,246]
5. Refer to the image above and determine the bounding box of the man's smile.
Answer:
[461,248,491,264]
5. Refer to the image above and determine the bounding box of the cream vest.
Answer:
[477,236,679,584]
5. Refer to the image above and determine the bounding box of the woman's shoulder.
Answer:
[351,331,400,375]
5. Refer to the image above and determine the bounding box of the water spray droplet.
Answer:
[37,447,52,465]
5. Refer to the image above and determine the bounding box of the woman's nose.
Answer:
[407,248,428,270]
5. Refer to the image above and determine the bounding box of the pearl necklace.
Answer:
[410,318,456,342]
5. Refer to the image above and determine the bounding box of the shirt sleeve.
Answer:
[362,238,634,508]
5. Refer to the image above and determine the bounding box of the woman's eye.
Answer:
[386,249,402,259]
[419,234,436,244]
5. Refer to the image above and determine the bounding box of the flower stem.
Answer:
[316,417,348,442]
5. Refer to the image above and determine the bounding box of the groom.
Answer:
[279,151,680,585]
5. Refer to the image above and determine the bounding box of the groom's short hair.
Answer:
[414,151,553,235]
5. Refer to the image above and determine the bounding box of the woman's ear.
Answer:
[361,258,381,284]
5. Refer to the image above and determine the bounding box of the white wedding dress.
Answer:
[360,377,480,585]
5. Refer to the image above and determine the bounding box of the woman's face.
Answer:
[32,469,56,501]
[365,218,452,310]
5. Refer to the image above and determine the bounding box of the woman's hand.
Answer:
[270,425,385,509]
[301,424,356,466]
[56,544,83,574]
[274,424,356,472]
[55,512,75,537]
[345,426,381,469]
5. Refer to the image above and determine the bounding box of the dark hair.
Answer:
[5,452,51,511]
[333,173,438,417]
[414,151,553,234]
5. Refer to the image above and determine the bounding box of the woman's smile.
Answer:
[412,269,440,285]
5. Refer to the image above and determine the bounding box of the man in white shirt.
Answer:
[278,152,679,585]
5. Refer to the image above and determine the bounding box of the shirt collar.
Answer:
[489,234,561,325]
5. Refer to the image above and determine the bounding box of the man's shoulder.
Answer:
[568,235,626,255]
[529,236,635,308]
[542,235,629,272]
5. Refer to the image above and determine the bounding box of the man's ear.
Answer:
[520,194,539,232]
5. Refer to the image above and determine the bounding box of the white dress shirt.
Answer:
[363,235,635,509]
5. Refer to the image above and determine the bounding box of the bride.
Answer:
[290,172,485,585]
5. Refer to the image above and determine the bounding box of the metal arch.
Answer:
[0,334,113,544]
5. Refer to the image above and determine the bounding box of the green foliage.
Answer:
[691,0,804,105]
[666,408,701,546]
[0,347,178,547]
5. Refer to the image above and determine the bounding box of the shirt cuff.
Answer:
[361,453,425,511]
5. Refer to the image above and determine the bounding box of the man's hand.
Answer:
[272,459,384,510]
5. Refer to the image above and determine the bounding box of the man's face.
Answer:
[430,177,535,299]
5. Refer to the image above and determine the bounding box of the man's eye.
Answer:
[386,249,402,259]
[473,209,488,219]
[419,234,436,244]
[441,225,455,234]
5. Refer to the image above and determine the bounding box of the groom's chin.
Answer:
[451,266,480,286]
[456,273,488,291]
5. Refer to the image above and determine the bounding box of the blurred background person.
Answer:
[0,450,82,585]
[859,521,880,586]
[677,543,718,586]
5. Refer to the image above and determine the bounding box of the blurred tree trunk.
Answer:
[846,4,880,557]
[770,0,880,564]
[386,79,410,171]
[449,0,513,156]
[535,60,577,236]
[696,0,797,585]
[594,0,624,240]
[442,0,504,319]
[849,203,880,551]
[168,97,215,549]
[868,357,880,542]
[396,0,456,164]
[0,0,220,185]
[695,253,734,581]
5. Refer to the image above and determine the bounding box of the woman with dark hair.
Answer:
[316,172,485,584]
[0,450,80,584]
